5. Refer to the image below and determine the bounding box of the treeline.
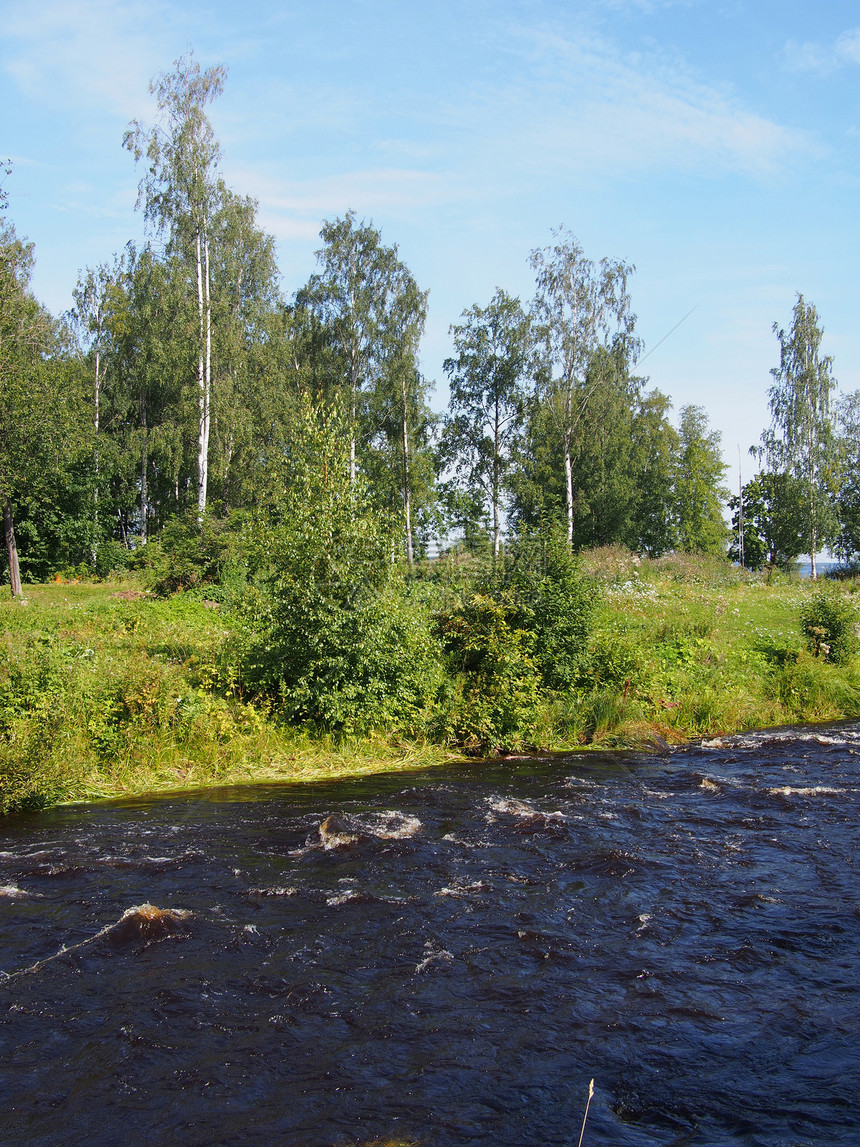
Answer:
[1,51,859,592]
[0,52,732,588]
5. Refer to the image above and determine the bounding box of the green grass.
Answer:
[0,580,452,814]
[2,555,860,814]
[577,546,860,746]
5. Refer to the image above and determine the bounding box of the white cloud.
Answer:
[783,26,860,74]
[221,164,467,248]
[474,25,816,181]
[1,0,186,117]
[836,28,860,65]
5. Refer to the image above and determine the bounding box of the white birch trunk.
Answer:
[195,222,211,520]
[139,390,147,545]
[92,341,100,564]
[401,374,413,565]
[3,497,22,597]
[493,395,501,563]
[564,437,574,546]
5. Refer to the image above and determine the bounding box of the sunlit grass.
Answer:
[0,582,456,813]
[576,550,860,746]
[3,556,860,813]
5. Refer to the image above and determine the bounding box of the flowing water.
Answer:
[2,724,859,1146]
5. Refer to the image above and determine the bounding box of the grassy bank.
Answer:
[2,550,860,814]
[0,582,452,814]
[578,548,860,745]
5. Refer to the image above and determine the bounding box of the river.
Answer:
[2,723,859,1145]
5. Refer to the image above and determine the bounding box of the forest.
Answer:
[3,53,860,813]
[6,52,860,586]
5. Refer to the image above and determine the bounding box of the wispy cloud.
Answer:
[486,24,817,180]
[783,27,860,74]
[226,165,465,244]
[1,0,188,118]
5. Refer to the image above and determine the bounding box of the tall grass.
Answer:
[3,554,860,813]
[0,584,451,814]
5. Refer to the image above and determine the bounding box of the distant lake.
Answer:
[798,558,840,578]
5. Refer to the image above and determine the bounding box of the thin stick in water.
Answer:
[577,1079,595,1147]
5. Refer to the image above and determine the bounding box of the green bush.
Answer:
[239,397,443,735]
[94,538,132,578]
[503,529,596,691]
[429,527,597,751]
[134,510,247,601]
[434,591,543,750]
[584,633,642,689]
[800,591,858,664]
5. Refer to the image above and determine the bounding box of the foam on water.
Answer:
[1,724,859,1145]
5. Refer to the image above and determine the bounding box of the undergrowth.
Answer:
[3,547,860,814]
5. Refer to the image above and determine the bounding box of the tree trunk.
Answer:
[493,396,501,564]
[3,497,22,597]
[92,343,100,565]
[195,223,211,520]
[564,436,574,546]
[348,343,358,489]
[401,375,413,566]
[139,389,148,545]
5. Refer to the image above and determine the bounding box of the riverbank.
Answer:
[2,550,859,814]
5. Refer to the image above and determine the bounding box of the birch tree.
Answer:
[67,257,124,555]
[0,222,64,594]
[442,289,531,561]
[674,404,729,555]
[762,294,837,577]
[299,213,428,559]
[530,229,638,545]
[124,51,226,519]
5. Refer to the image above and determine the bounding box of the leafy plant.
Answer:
[800,591,858,664]
[503,528,596,690]
[434,591,543,750]
[135,509,246,601]
[240,396,443,734]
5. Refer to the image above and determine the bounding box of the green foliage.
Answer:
[800,591,858,664]
[504,529,596,690]
[136,509,246,601]
[0,591,269,814]
[729,471,805,571]
[298,212,432,561]
[762,294,838,568]
[674,404,730,555]
[528,228,639,546]
[434,591,543,750]
[442,288,531,555]
[240,396,442,734]
[773,653,860,719]
[584,633,642,690]
[834,390,860,562]
[432,528,597,749]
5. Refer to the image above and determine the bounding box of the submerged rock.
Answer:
[107,903,191,945]
[314,811,422,850]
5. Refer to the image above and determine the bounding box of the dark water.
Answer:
[2,725,859,1146]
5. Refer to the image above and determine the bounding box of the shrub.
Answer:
[431,529,596,751]
[136,510,246,601]
[94,538,131,578]
[239,397,443,735]
[503,529,596,691]
[433,591,543,750]
[800,591,858,664]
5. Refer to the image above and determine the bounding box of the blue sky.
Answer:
[3,0,860,492]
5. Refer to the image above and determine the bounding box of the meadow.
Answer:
[2,548,858,815]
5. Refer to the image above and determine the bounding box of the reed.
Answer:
[576,1078,595,1147]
